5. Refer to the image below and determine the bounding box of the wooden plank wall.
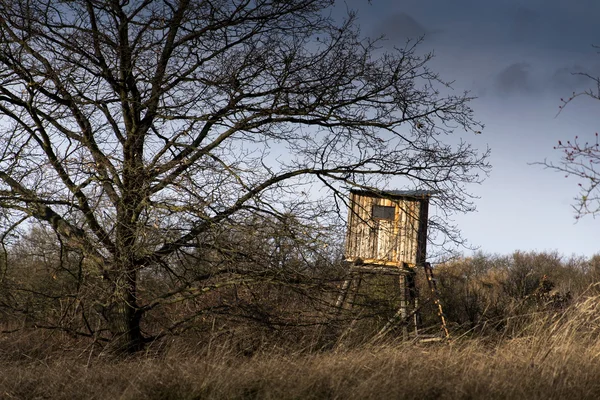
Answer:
[345,192,427,266]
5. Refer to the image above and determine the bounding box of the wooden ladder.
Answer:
[423,262,450,339]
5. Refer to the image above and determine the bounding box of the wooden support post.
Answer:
[398,273,408,340]
[406,267,419,335]
[346,275,362,310]
[413,297,420,337]
[334,268,363,311]
[335,278,353,310]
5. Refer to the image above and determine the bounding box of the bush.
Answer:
[434,251,594,335]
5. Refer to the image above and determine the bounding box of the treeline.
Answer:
[0,221,345,354]
[1,224,599,354]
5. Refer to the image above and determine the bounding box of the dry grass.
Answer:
[1,340,600,399]
[4,292,600,399]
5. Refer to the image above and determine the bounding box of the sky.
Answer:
[339,0,600,257]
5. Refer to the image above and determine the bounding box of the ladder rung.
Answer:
[423,263,449,339]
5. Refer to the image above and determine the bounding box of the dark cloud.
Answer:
[374,12,430,44]
[487,63,599,98]
[495,63,535,94]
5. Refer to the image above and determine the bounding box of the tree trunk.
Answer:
[105,267,144,354]
[109,140,146,353]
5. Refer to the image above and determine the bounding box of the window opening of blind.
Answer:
[372,205,395,220]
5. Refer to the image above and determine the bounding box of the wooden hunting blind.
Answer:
[337,189,449,340]
[344,189,433,268]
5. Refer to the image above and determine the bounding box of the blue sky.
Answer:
[339,0,600,257]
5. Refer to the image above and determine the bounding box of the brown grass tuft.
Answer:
[3,329,600,399]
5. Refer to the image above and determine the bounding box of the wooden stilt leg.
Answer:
[334,270,363,312]
[406,269,419,337]
[399,273,408,340]
[335,278,353,310]
[346,275,362,310]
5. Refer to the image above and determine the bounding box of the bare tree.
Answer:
[543,64,600,219]
[0,0,489,352]
[545,135,600,218]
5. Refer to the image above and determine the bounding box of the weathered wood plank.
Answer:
[345,189,431,267]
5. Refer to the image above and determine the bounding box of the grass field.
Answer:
[4,293,600,400]
[2,338,600,399]
[3,254,600,399]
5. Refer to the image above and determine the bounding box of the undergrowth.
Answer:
[4,288,600,399]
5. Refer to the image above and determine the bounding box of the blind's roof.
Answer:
[349,188,437,199]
